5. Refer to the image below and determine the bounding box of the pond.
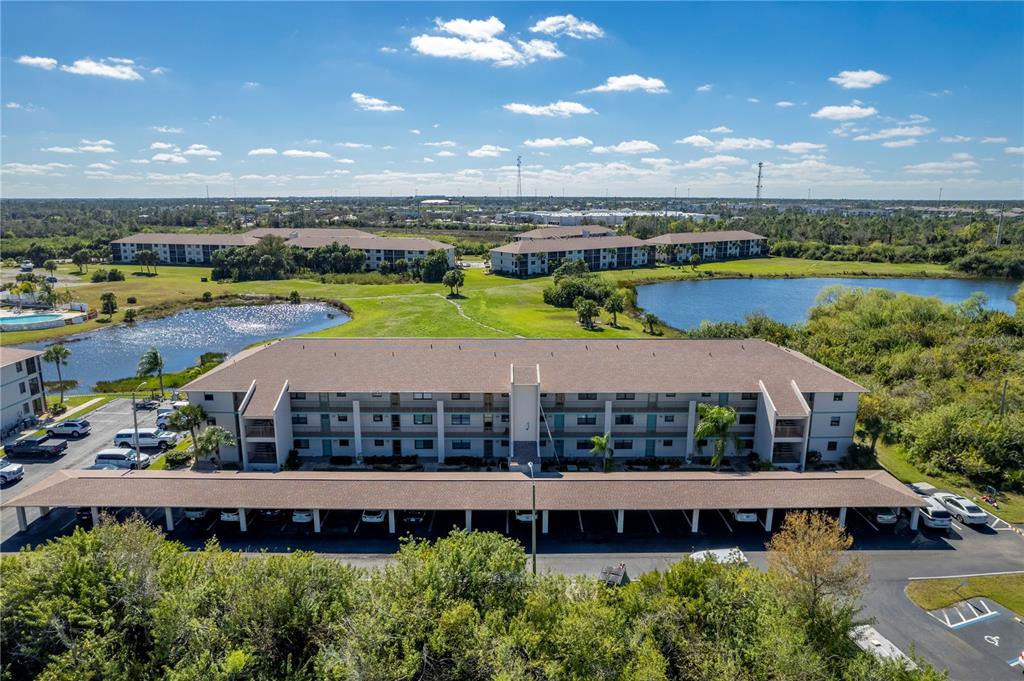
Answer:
[18,303,348,394]
[636,277,1021,331]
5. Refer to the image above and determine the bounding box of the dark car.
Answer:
[7,435,69,458]
[401,510,427,525]
[75,507,96,527]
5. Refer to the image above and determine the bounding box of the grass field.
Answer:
[905,573,1024,613]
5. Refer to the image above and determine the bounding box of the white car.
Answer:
[113,428,179,450]
[918,498,953,530]
[0,456,25,483]
[869,507,900,525]
[94,448,151,469]
[183,508,209,521]
[292,509,315,524]
[729,509,759,523]
[514,510,537,523]
[933,493,988,525]
[361,510,386,523]
[689,548,749,565]
[47,418,92,438]
[220,509,246,523]
[156,402,191,428]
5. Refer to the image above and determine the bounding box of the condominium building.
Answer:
[503,210,719,227]
[513,226,617,240]
[490,235,654,276]
[183,338,864,473]
[647,230,767,263]
[1,348,46,431]
[110,228,455,270]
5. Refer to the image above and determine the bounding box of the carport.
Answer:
[2,469,927,536]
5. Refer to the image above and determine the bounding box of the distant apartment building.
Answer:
[490,235,654,276]
[110,228,455,270]
[183,338,864,472]
[503,210,719,227]
[512,225,617,240]
[1,348,46,430]
[646,230,768,263]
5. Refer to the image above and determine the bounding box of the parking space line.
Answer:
[853,508,879,532]
[58,517,78,533]
[205,518,217,532]
[577,511,584,532]
[647,511,660,534]
[427,511,436,534]
[680,510,692,531]
[951,521,963,532]
[353,520,362,534]
[505,511,509,534]
[717,509,734,533]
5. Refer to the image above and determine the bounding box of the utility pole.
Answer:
[755,162,764,208]
[516,155,522,211]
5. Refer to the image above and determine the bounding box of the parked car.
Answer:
[689,548,749,564]
[19,261,34,272]
[0,456,25,483]
[84,463,120,471]
[6,435,68,458]
[291,509,315,524]
[729,509,759,523]
[918,498,953,530]
[47,418,91,438]
[514,510,537,523]
[220,509,245,523]
[156,401,191,428]
[184,508,209,521]
[361,509,386,523]
[933,493,989,525]
[869,507,900,525]
[113,428,179,450]
[45,275,58,283]
[259,509,283,520]
[94,448,151,469]
[401,510,427,525]
[75,507,95,526]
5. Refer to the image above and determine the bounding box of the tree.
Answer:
[137,346,166,398]
[42,344,71,404]
[99,291,118,320]
[856,392,891,456]
[43,260,57,277]
[288,290,301,304]
[693,403,739,467]
[642,312,660,335]
[71,250,90,272]
[767,511,867,643]
[441,268,465,296]
[657,243,678,264]
[123,308,137,324]
[603,291,626,327]
[136,249,157,275]
[573,296,600,329]
[167,404,207,452]
[193,425,237,469]
[420,249,450,282]
[590,433,613,471]
[689,253,702,270]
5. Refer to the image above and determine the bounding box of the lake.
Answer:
[636,277,1021,331]
[19,303,348,394]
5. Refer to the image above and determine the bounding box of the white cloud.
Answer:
[436,150,456,157]
[981,136,1008,144]
[468,144,510,158]
[776,142,827,154]
[775,100,795,108]
[591,139,660,154]
[939,135,972,143]
[248,148,278,156]
[529,14,604,39]
[150,142,178,150]
[411,16,565,67]
[351,92,403,112]
[582,74,667,94]
[152,152,188,164]
[152,126,183,134]
[242,81,260,89]
[951,152,973,160]
[523,136,593,148]
[128,159,150,164]
[904,114,930,124]
[183,144,221,158]
[707,126,733,134]
[150,66,168,76]
[811,104,878,120]
[695,83,713,92]
[424,140,457,147]
[88,162,114,170]
[16,55,57,70]
[503,100,595,117]
[380,47,398,54]
[421,157,435,163]
[334,158,355,164]
[335,142,371,149]
[282,149,332,158]
[828,69,890,89]
[714,137,774,151]
[853,125,933,141]
[903,155,979,174]
[41,146,79,154]
[409,129,421,135]
[881,138,919,148]
[1,162,71,176]
[1005,147,1024,155]
[61,58,144,81]
[746,97,760,103]
[5,101,38,111]
[682,155,746,169]
[77,139,116,153]
[675,135,714,148]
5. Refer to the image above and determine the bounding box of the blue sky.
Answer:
[2,2,1022,199]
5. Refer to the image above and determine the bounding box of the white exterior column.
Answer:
[387,509,396,534]
[164,507,175,532]
[686,400,697,456]
[436,400,445,463]
[238,509,247,532]
[91,506,100,526]
[838,507,847,529]
[691,509,700,533]
[615,509,624,533]
[16,507,28,532]
[352,400,362,457]
[465,510,473,531]
[604,400,613,437]
[542,510,549,534]
[38,506,50,515]
[313,509,321,533]
[910,508,920,531]
[763,508,774,532]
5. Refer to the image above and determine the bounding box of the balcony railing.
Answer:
[245,425,276,438]
[774,425,804,438]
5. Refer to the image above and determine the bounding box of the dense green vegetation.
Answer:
[0,518,942,681]
[94,352,226,393]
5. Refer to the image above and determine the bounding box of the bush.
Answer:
[49,402,67,415]
[90,269,109,283]
[201,291,213,302]
[107,268,125,281]
[163,446,193,468]
[126,296,137,304]
[285,449,301,470]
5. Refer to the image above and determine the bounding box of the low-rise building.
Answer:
[490,235,653,276]
[183,337,864,473]
[503,210,719,226]
[1,348,46,431]
[513,226,617,240]
[646,230,767,263]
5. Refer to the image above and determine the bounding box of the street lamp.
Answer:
[528,460,537,575]
[130,381,148,455]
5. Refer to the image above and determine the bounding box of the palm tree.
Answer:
[689,253,702,271]
[137,346,166,398]
[574,297,600,329]
[590,433,613,472]
[193,426,237,470]
[42,344,71,404]
[603,291,626,328]
[442,268,465,296]
[99,291,117,320]
[643,312,660,335]
[693,403,739,468]
[167,404,207,451]
[72,250,89,273]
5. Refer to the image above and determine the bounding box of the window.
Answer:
[662,440,673,447]
[291,415,307,425]
[14,361,22,372]
[451,414,471,425]
[372,414,383,422]
[578,393,597,400]
[413,414,433,425]
[501,440,509,447]
[741,439,754,449]
[830,416,841,427]
[413,392,432,400]
[741,392,757,400]
[451,393,470,400]
[739,414,756,425]
[826,441,838,451]
[701,392,712,397]
[833,392,844,402]
[204,393,214,401]
[293,439,310,449]
[414,439,433,450]
[338,439,349,447]
[614,440,633,450]
[451,440,471,450]
[614,414,634,425]
[665,393,676,397]
[336,414,348,422]
[577,415,597,425]
[663,414,675,423]
[335,392,347,397]
[371,392,383,398]
[291,392,306,400]
[576,440,592,450]
[500,414,509,422]
[615,393,635,400]
[206,418,216,426]
[374,439,385,446]
[19,382,26,394]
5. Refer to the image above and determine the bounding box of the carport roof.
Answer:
[3,469,926,512]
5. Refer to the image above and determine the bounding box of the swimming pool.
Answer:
[0,313,63,325]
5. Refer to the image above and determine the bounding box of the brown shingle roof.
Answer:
[111,229,452,252]
[646,230,766,245]
[515,226,617,240]
[0,347,42,368]
[112,233,256,246]
[1,469,925,511]
[492,235,651,254]
[183,338,866,395]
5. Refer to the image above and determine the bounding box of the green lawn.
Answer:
[46,394,117,418]
[877,442,1024,523]
[905,573,1024,612]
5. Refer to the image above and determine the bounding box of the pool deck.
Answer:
[0,308,88,331]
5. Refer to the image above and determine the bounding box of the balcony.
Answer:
[248,443,277,464]
[245,424,276,438]
[772,443,802,465]
[775,423,804,438]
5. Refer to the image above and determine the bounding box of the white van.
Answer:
[94,448,151,469]
[113,428,179,450]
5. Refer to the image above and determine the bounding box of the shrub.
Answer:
[107,268,125,281]
[163,447,193,468]
[201,291,213,302]
[126,296,137,304]
[285,449,301,470]
[90,269,109,283]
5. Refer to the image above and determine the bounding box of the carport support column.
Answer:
[910,507,920,531]
[38,506,50,515]
[604,400,613,438]
[16,507,28,532]
[838,507,847,529]
[542,510,549,534]
[164,507,175,532]
[763,508,774,531]
[91,506,100,527]
[686,401,697,457]
[352,401,363,458]
[238,509,247,532]
[436,400,445,464]
[616,509,624,534]
[465,510,473,531]
[691,509,700,534]
[387,510,396,534]
[313,509,321,533]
